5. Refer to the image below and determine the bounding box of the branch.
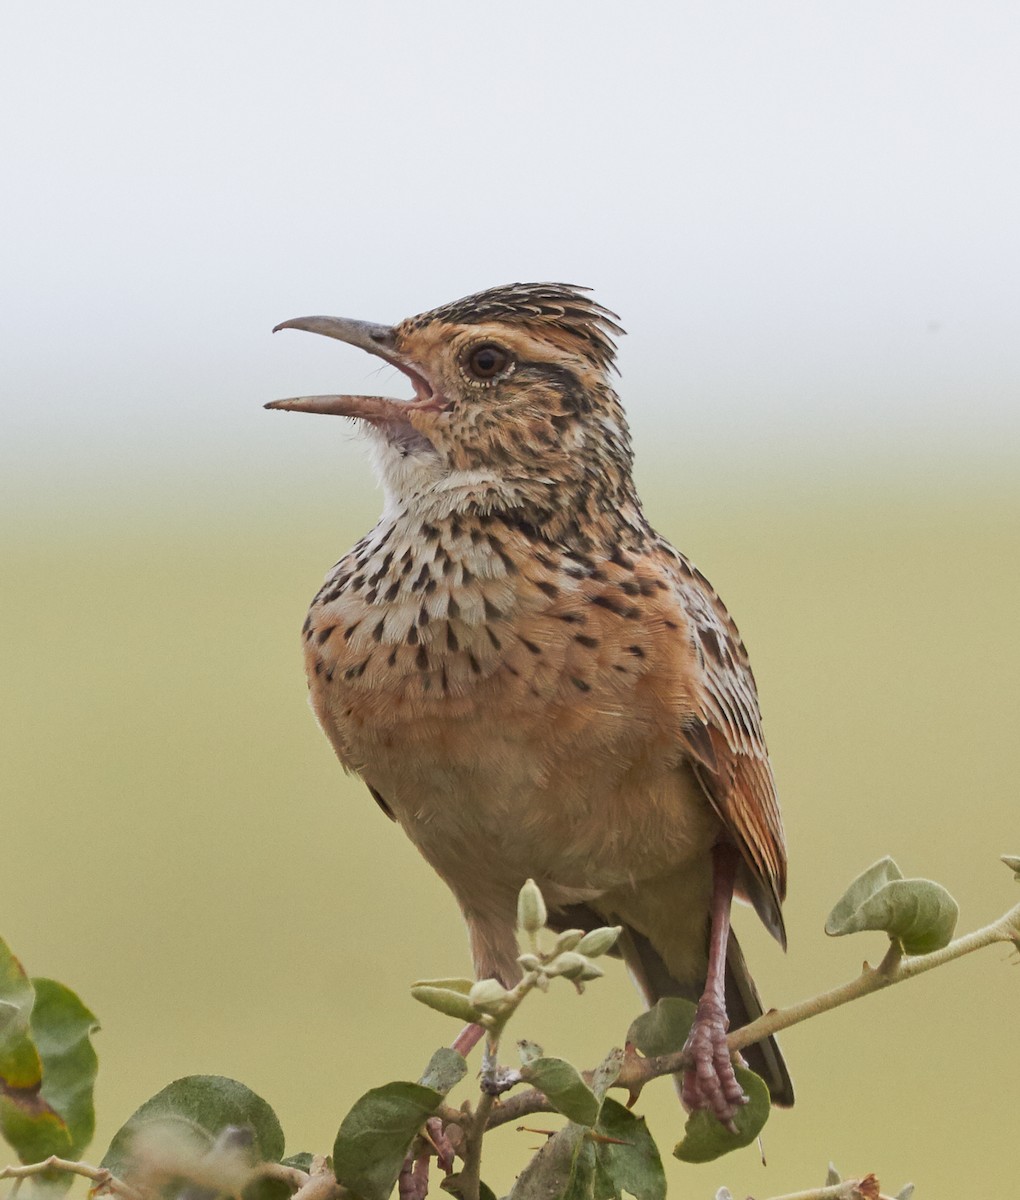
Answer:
[0,1157,145,1200]
[621,899,1020,1093]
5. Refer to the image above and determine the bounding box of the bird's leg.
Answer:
[452,1022,486,1056]
[681,842,747,1131]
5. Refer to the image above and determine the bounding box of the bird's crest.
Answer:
[401,282,625,373]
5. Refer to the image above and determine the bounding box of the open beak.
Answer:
[266,315,436,420]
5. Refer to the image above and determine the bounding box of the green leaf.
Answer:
[1002,854,1020,881]
[590,1049,623,1103]
[520,1057,600,1126]
[332,1081,444,1200]
[30,979,99,1157]
[410,985,484,1024]
[825,858,959,954]
[673,1066,771,1163]
[102,1075,285,1187]
[418,1047,467,1095]
[279,1152,315,1172]
[0,940,74,1166]
[412,977,476,994]
[825,1163,842,1184]
[506,1123,596,1200]
[441,1175,497,1200]
[507,1102,665,1200]
[626,997,697,1057]
[593,1099,666,1199]
[0,938,42,1090]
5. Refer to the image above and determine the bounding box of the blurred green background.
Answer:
[3,457,1018,1198]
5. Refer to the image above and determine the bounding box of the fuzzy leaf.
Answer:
[590,1049,624,1102]
[102,1075,285,1188]
[410,986,484,1024]
[520,1057,600,1126]
[412,977,476,995]
[826,1163,842,1184]
[673,1066,770,1163]
[441,1175,497,1200]
[418,1047,467,1095]
[1002,855,1020,881]
[0,938,42,1090]
[506,1123,595,1199]
[0,941,74,1166]
[332,1081,444,1200]
[626,997,697,1057]
[825,858,958,953]
[279,1153,315,1172]
[594,1099,666,1199]
[895,1186,916,1200]
[507,1100,665,1200]
[31,978,99,1157]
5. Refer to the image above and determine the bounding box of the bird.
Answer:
[267,282,793,1125]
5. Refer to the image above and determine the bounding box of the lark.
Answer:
[268,283,793,1124]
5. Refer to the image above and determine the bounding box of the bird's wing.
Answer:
[667,550,788,946]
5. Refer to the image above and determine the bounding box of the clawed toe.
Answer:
[681,1002,748,1131]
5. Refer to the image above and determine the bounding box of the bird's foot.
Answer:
[680,999,747,1133]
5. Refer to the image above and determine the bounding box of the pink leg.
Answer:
[452,1022,485,1057]
[681,843,748,1131]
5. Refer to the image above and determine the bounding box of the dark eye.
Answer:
[465,343,510,381]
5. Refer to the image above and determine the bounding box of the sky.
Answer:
[2,1,1018,507]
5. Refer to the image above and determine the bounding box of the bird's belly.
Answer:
[318,662,720,905]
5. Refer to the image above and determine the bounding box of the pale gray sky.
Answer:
[3,1,1019,501]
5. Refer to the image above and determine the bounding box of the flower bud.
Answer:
[553,929,585,953]
[468,978,513,1016]
[517,879,548,934]
[575,926,622,958]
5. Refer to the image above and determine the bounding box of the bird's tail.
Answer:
[620,923,795,1108]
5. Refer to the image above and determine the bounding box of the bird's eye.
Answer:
[465,343,511,381]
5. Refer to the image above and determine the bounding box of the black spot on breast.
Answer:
[486,627,502,651]
[407,625,419,645]
[342,622,361,641]
[411,563,430,591]
[418,604,430,626]
[557,611,586,624]
[448,595,461,620]
[317,625,338,645]
[365,587,378,604]
[571,676,591,692]
[521,638,542,655]
[626,644,645,657]
[416,646,429,671]
[610,546,634,570]
[446,625,459,652]
[387,648,398,667]
[313,659,323,676]
[483,597,502,621]
[535,579,559,598]
[385,581,401,602]
[372,619,386,643]
[468,653,482,674]
[575,634,599,648]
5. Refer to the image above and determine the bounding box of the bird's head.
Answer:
[269,283,644,546]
